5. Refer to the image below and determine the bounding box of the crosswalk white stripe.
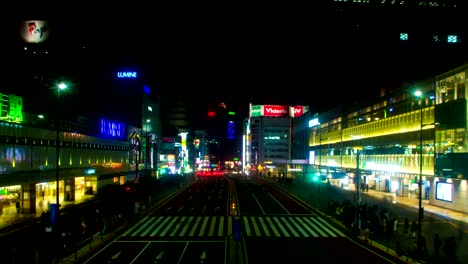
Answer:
[208,216,217,236]
[303,217,328,237]
[266,216,281,237]
[179,216,194,236]
[122,215,341,239]
[160,216,179,236]
[189,217,202,236]
[295,217,319,237]
[273,217,290,237]
[310,217,337,237]
[315,217,346,237]
[258,217,271,237]
[288,217,309,237]
[150,216,172,237]
[243,216,252,236]
[140,217,164,236]
[250,216,262,236]
[198,216,210,236]
[170,216,186,236]
[218,216,224,236]
[130,216,157,237]
[280,217,300,237]
[124,216,150,236]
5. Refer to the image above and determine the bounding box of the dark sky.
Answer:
[3,4,468,117]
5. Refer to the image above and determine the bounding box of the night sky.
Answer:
[2,5,468,119]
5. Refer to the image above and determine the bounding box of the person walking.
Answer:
[15,200,21,214]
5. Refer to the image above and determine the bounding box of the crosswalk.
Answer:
[121,215,346,239]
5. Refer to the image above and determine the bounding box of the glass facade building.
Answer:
[303,64,468,213]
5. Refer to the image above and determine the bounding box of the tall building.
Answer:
[243,104,309,176]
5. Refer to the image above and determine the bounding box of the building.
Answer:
[299,63,468,213]
[243,104,309,177]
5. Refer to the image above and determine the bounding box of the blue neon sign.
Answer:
[100,118,125,139]
[117,71,137,78]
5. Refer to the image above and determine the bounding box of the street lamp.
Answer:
[413,89,424,256]
[145,119,151,172]
[55,82,68,208]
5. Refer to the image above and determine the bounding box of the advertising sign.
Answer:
[263,105,289,117]
[250,105,263,117]
[250,104,309,118]
[100,118,125,139]
[21,20,50,43]
[290,106,305,117]
[117,72,138,78]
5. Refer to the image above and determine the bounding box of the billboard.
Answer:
[20,20,50,43]
[249,104,308,118]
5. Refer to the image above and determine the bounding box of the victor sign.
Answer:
[263,105,289,117]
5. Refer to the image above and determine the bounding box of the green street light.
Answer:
[55,81,69,224]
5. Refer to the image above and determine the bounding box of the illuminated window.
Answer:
[400,33,408,41]
[447,35,458,43]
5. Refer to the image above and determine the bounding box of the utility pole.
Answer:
[353,150,361,237]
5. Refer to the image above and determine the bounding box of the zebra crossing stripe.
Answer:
[295,217,319,237]
[273,217,290,237]
[288,217,309,237]
[123,216,150,236]
[198,216,210,236]
[209,216,217,236]
[123,215,343,239]
[266,216,281,237]
[179,216,194,236]
[250,216,262,237]
[309,217,337,237]
[258,217,271,237]
[303,217,328,237]
[150,216,173,236]
[218,216,224,236]
[189,217,202,236]
[128,216,156,237]
[281,217,300,237]
[243,216,252,236]
[140,217,164,236]
[160,216,179,236]
[316,217,346,237]
[170,216,186,236]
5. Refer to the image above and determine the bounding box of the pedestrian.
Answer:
[15,200,21,214]
[433,233,442,258]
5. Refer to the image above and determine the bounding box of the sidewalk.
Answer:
[362,188,468,224]
[0,193,95,235]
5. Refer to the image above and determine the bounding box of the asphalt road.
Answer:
[72,175,425,264]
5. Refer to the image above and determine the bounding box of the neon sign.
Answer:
[117,72,137,78]
[100,118,125,138]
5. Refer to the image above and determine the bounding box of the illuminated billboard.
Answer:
[0,93,23,123]
[117,71,138,78]
[100,118,125,139]
[249,104,308,118]
[20,20,50,43]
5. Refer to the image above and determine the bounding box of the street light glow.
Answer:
[57,82,68,90]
